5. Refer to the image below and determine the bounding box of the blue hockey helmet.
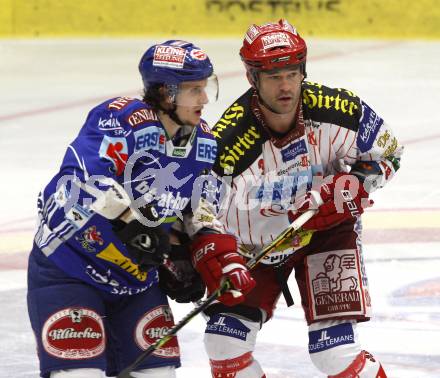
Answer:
[139,40,217,124]
[139,40,216,101]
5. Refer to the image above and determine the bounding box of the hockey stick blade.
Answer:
[117,207,318,377]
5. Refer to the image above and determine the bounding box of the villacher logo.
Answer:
[42,308,105,359]
[135,305,180,358]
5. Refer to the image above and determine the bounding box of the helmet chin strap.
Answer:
[162,85,187,126]
[164,105,186,126]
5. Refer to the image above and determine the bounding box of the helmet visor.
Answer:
[173,74,219,107]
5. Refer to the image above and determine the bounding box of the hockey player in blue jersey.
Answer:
[27,40,222,378]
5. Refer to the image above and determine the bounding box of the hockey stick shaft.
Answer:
[117,281,231,378]
[247,207,318,270]
[116,208,318,378]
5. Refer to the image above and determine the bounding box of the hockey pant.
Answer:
[27,246,180,378]
[204,315,386,377]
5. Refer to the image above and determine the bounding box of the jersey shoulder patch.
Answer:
[211,91,249,141]
[104,98,160,128]
[86,97,159,138]
[198,119,215,138]
[124,103,160,129]
[212,89,267,178]
[107,96,136,111]
[301,81,361,131]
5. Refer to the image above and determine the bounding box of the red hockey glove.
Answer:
[191,233,256,306]
[290,173,374,231]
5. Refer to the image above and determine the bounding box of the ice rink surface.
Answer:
[1,37,440,377]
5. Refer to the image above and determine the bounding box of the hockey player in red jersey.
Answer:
[189,19,401,377]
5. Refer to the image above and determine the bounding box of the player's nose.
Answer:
[279,77,294,92]
[199,89,209,105]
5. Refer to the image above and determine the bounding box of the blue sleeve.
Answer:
[62,98,137,180]
[34,98,163,294]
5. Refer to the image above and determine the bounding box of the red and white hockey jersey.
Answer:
[194,81,403,264]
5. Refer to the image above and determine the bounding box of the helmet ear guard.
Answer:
[142,83,176,109]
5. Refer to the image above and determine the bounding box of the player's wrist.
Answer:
[191,233,237,267]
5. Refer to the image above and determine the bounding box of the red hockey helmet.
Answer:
[240,19,307,77]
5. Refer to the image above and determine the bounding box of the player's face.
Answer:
[174,79,210,126]
[257,67,304,114]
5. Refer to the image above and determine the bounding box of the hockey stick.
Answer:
[116,206,319,378]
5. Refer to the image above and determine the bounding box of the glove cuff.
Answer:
[222,263,246,274]
[191,233,237,267]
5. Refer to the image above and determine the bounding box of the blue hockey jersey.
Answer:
[32,96,217,296]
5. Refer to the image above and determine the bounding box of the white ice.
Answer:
[0,38,439,377]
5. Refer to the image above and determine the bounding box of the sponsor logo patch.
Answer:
[302,84,359,117]
[281,139,307,162]
[96,243,147,281]
[133,126,166,153]
[97,114,125,135]
[206,315,250,341]
[307,250,367,320]
[190,49,207,60]
[218,125,261,173]
[66,204,92,229]
[376,130,398,157]
[75,226,104,253]
[85,265,119,287]
[42,308,105,360]
[244,25,260,44]
[98,136,128,176]
[135,306,180,358]
[127,108,158,128]
[309,323,355,353]
[213,103,244,139]
[108,97,134,111]
[196,137,217,163]
[261,32,291,50]
[358,102,384,153]
[200,120,212,134]
[172,147,187,157]
[153,46,186,69]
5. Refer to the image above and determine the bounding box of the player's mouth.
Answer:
[194,107,203,116]
[277,95,293,103]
